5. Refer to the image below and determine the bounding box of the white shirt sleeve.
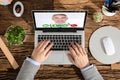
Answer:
[81,64,94,72]
[26,57,41,66]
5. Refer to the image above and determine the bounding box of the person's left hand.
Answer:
[31,40,53,63]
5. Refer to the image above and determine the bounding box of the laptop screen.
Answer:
[32,11,87,29]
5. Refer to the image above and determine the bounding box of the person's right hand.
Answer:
[67,42,90,69]
[31,40,53,63]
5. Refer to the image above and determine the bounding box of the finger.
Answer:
[36,40,44,49]
[82,48,87,55]
[75,42,85,56]
[67,53,75,64]
[68,46,77,57]
[45,50,53,59]
[75,42,81,52]
[74,42,84,55]
[70,42,74,45]
[71,43,80,55]
[38,40,46,49]
[44,43,54,55]
[40,40,50,50]
[77,43,87,55]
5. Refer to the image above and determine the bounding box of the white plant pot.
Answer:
[102,6,116,16]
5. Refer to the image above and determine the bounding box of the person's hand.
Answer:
[31,40,53,63]
[67,42,90,69]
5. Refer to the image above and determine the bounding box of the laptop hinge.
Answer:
[43,29,77,32]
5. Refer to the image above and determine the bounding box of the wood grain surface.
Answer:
[0,0,120,80]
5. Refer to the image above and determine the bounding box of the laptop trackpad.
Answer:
[45,51,64,64]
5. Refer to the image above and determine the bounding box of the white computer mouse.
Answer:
[102,37,115,55]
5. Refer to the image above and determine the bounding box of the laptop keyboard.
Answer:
[38,35,81,50]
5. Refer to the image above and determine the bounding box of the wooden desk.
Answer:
[0,0,120,80]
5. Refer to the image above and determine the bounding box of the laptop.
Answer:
[32,10,87,64]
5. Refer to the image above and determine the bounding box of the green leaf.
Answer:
[4,25,26,46]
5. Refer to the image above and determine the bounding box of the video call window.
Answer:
[34,12,86,28]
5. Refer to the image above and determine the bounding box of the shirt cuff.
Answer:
[81,64,94,72]
[26,57,41,66]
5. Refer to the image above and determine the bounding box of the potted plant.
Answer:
[4,25,26,46]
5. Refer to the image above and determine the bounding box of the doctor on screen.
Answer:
[51,14,78,28]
